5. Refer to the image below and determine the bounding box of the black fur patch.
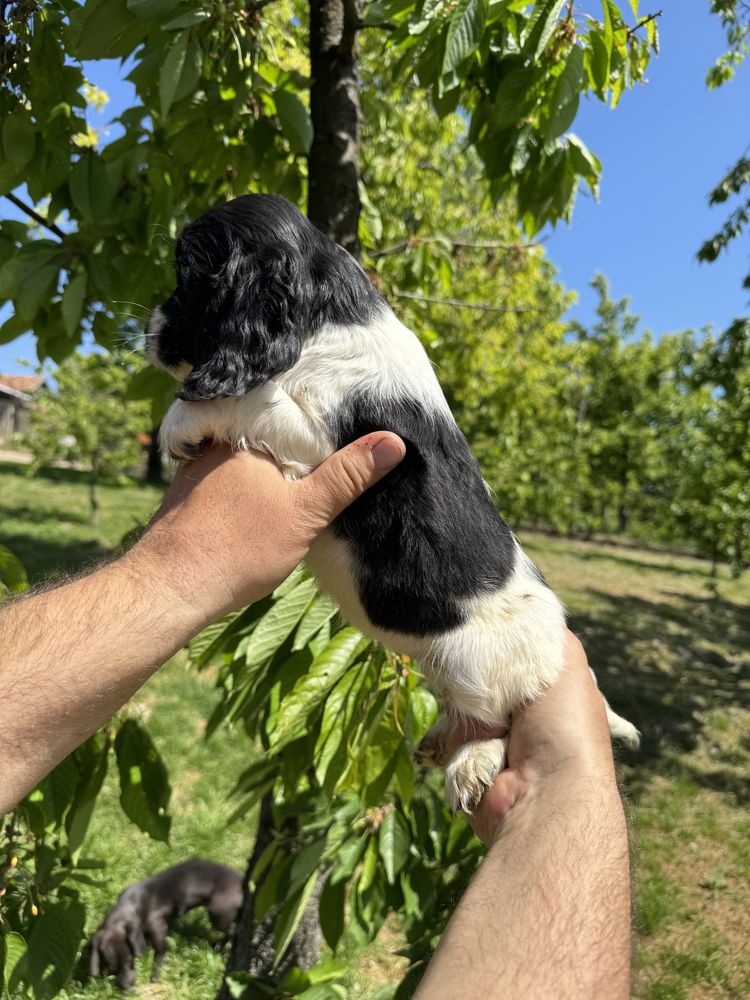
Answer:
[331,394,518,635]
[154,194,381,400]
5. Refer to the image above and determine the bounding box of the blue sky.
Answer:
[1,1,748,375]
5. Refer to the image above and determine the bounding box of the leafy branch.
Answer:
[391,290,545,313]
[627,10,663,41]
[369,237,539,259]
[4,193,65,240]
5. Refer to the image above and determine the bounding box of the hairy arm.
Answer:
[0,434,405,815]
[416,634,631,1000]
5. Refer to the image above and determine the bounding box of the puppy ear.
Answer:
[180,245,306,400]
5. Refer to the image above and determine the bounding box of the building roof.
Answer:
[0,375,44,394]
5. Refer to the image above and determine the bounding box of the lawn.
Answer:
[1,461,748,999]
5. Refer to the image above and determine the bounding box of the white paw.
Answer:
[159,400,213,461]
[603,702,641,750]
[414,718,453,768]
[445,737,508,814]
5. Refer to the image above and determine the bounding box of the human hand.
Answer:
[453,632,617,846]
[126,433,405,625]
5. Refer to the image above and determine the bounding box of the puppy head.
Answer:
[146,193,379,400]
[89,922,144,992]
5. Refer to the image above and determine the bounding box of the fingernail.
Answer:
[370,436,406,470]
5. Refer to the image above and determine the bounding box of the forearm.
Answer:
[416,775,631,1000]
[0,546,203,814]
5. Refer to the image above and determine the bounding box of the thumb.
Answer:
[297,432,406,530]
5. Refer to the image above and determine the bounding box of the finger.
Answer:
[466,769,528,847]
[296,432,406,530]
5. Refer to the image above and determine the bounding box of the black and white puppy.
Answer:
[148,194,639,812]
[89,859,243,991]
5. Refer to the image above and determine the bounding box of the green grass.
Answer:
[0,460,163,582]
[2,461,749,999]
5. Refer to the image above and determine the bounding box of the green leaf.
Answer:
[314,659,375,791]
[296,986,347,1000]
[0,243,65,303]
[273,869,320,968]
[394,741,415,806]
[587,27,610,97]
[293,595,338,651]
[61,272,87,336]
[270,628,370,752]
[33,754,78,827]
[243,577,317,670]
[162,8,211,29]
[329,834,366,886]
[567,133,601,196]
[362,0,414,26]
[0,544,28,593]
[357,836,379,894]
[17,899,85,999]
[442,0,487,75]
[274,90,313,156]
[17,265,60,321]
[542,44,584,140]
[72,0,148,59]
[0,312,28,346]
[491,62,536,128]
[115,719,172,841]
[378,808,410,883]
[69,155,116,221]
[160,32,189,118]
[2,933,26,994]
[2,114,36,168]
[522,0,566,60]
[65,734,110,857]
[127,0,181,17]
[319,876,346,951]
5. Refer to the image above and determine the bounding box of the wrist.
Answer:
[120,528,218,639]
[493,764,624,847]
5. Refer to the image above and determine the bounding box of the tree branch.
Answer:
[391,289,544,313]
[4,193,65,240]
[627,9,663,40]
[369,236,539,259]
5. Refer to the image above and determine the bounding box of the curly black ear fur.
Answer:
[179,240,307,401]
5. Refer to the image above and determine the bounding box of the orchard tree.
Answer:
[24,351,150,523]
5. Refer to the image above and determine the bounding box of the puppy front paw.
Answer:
[414,717,453,768]
[445,737,508,814]
[159,400,213,461]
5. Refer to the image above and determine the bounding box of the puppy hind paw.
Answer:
[605,705,641,751]
[445,737,508,815]
[614,721,641,751]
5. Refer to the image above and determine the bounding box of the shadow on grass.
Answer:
[563,547,719,581]
[571,585,750,794]
[0,460,153,490]
[0,530,110,583]
[0,502,92,525]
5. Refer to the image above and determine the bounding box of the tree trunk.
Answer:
[308,0,362,258]
[89,457,99,526]
[218,6,363,994]
[145,426,164,485]
[216,795,322,998]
